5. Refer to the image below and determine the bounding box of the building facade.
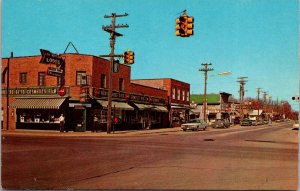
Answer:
[2,53,189,131]
[131,79,190,127]
[190,92,232,122]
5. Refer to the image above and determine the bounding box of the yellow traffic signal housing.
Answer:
[175,16,186,36]
[175,11,194,37]
[128,51,134,64]
[123,51,134,64]
[186,16,194,36]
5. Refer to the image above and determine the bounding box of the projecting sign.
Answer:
[47,67,63,77]
[40,49,65,66]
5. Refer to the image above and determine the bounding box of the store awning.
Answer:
[154,105,168,112]
[10,98,66,109]
[133,103,154,110]
[132,103,168,112]
[171,105,190,109]
[97,100,134,110]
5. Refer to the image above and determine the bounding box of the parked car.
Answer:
[181,119,208,131]
[240,118,252,126]
[292,120,299,130]
[211,119,230,128]
[251,120,264,126]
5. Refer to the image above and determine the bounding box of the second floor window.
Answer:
[100,74,106,88]
[19,73,27,84]
[76,71,86,86]
[182,90,185,101]
[38,72,46,86]
[172,88,176,99]
[186,92,190,102]
[119,78,124,91]
[177,89,181,100]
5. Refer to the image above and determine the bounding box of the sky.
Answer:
[2,0,299,110]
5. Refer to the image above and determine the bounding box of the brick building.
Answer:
[2,53,189,131]
[131,78,190,127]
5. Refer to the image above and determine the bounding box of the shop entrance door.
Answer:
[69,107,86,132]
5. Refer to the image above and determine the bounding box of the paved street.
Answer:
[2,122,298,190]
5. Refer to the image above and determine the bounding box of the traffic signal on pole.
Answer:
[292,96,299,101]
[123,51,134,64]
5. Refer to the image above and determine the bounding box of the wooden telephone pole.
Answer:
[199,63,214,123]
[237,77,248,119]
[102,13,128,134]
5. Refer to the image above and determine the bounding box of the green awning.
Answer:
[10,98,66,109]
[97,100,134,110]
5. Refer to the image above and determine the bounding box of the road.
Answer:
[2,122,298,190]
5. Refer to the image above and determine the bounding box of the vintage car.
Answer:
[181,119,208,131]
[240,118,252,126]
[211,119,230,128]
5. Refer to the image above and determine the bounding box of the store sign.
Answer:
[2,87,61,96]
[40,49,64,66]
[47,67,63,77]
[94,88,166,104]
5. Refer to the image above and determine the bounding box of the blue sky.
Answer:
[2,0,299,110]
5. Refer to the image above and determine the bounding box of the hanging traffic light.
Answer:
[123,50,134,64]
[175,11,194,37]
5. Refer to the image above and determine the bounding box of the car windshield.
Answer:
[189,119,202,123]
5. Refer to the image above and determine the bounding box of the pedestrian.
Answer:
[59,114,65,132]
[92,115,98,132]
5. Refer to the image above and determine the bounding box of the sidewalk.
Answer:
[1,126,184,137]
[1,124,244,138]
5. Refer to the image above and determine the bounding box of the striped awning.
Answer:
[10,98,66,109]
[154,105,168,112]
[133,103,154,110]
[97,100,134,110]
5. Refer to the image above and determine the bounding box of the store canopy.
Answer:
[132,103,168,112]
[154,105,168,112]
[133,103,154,110]
[97,100,134,110]
[10,98,66,109]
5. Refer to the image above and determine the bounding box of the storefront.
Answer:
[171,104,190,127]
[11,97,68,130]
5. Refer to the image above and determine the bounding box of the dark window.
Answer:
[19,73,27,84]
[100,74,106,88]
[119,78,124,91]
[38,72,46,86]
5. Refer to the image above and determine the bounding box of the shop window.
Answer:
[19,73,27,84]
[38,72,46,86]
[119,78,124,91]
[100,74,106,88]
[76,71,86,86]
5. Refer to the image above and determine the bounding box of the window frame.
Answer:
[19,73,27,84]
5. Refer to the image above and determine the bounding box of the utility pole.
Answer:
[263,91,268,114]
[199,63,214,123]
[102,13,128,134]
[237,77,248,120]
[6,52,13,130]
[256,88,261,122]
